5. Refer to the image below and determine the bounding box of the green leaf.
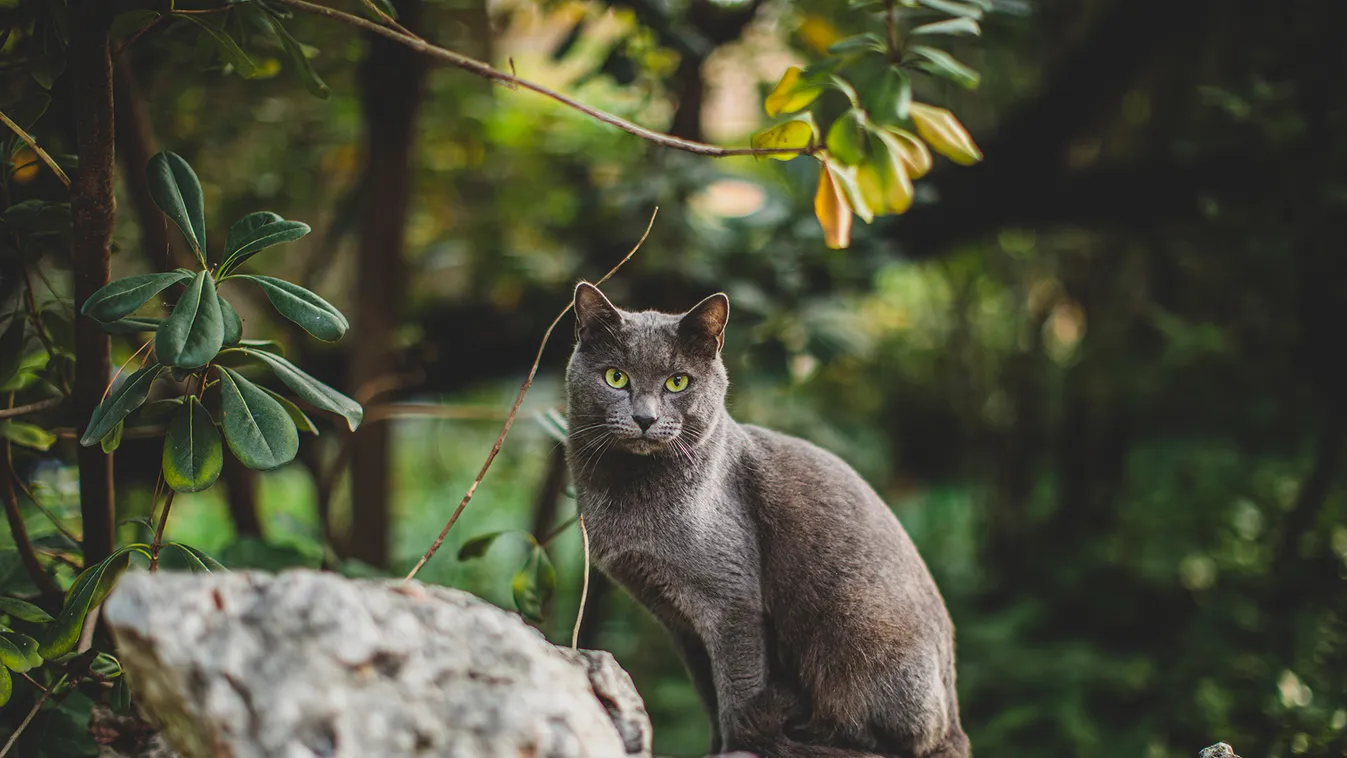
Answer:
[827,32,886,55]
[163,397,224,493]
[0,315,27,389]
[909,45,981,89]
[533,407,567,444]
[911,16,981,36]
[243,349,362,431]
[826,159,874,224]
[457,531,536,561]
[220,297,243,346]
[0,597,54,624]
[0,665,8,706]
[147,152,208,259]
[750,116,818,161]
[223,212,282,260]
[81,272,193,323]
[512,546,557,623]
[266,13,330,99]
[0,421,56,451]
[155,270,224,369]
[0,632,42,672]
[220,219,311,275]
[91,651,123,679]
[870,68,912,124]
[826,108,868,166]
[111,676,132,713]
[100,316,163,335]
[182,15,259,78]
[261,387,318,434]
[138,397,185,422]
[235,275,346,341]
[40,550,131,660]
[163,543,226,573]
[217,366,299,471]
[80,364,163,447]
[101,421,124,454]
[915,0,984,18]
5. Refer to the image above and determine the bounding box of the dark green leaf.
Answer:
[0,421,55,451]
[220,296,243,346]
[217,366,299,470]
[100,421,123,454]
[826,108,868,166]
[266,14,330,99]
[260,387,318,434]
[165,543,227,573]
[40,550,131,660]
[147,152,208,258]
[0,315,26,389]
[458,531,506,561]
[81,272,193,323]
[915,0,984,18]
[138,397,185,422]
[827,32,886,55]
[243,349,362,431]
[0,597,54,624]
[870,68,912,124]
[909,45,981,88]
[511,546,557,623]
[0,631,43,672]
[163,397,224,493]
[182,15,259,78]
[235,275,346,341]
[221,220,311,274]
[91,651,123,679]
[223,212,281,263]
[80,364,163,447]
[156,270,224,368]
[100,316,163,335]
[111,676,132,713]
[911,16,981,35]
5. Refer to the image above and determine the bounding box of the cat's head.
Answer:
[565,282,729,457]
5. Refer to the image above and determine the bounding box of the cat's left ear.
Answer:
[678,293,729,355]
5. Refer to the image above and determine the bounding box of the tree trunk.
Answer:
[346,0,428,569]
[69,0,118,566]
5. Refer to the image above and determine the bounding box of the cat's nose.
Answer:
[632,414,657,432]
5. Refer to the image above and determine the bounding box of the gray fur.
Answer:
[565,282,970,758]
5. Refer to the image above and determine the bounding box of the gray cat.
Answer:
[564,282,969,758]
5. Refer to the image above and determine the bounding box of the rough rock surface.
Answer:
[104,569,650,758]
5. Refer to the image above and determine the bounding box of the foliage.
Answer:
[752,0,987,248]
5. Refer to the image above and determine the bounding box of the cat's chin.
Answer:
[618,438,670,456]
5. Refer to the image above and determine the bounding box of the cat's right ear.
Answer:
[574,281,622,341]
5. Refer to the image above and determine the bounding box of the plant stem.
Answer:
[403,208,658,581]
[0,397,62,420]
[0,674,68,758]
[571,514,590,650]
[1,437,64,607]
[0,108,71,188]
[149,472,176,572]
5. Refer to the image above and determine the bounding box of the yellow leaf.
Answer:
[814,162,852,249]
[909,102,983,166]
[10,148,39,184]
[797,14,844,55]
[885,128,933,179]
[827,160,873,224]
[750,117,817,161]
[872,131,915,214]
[765,67,824,118]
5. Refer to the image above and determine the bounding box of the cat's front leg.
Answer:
[699,604,771,752]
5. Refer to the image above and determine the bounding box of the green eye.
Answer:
[665,374,690,392]
[604,368,629,389]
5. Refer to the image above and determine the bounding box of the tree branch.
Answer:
[0,108,71,188]
[403,208,658,581]
[1,439,64,607]
[0,397,62,420]
[270,0,813,159]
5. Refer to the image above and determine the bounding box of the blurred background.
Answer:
[4,0,1347,756]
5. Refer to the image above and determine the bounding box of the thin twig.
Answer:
[13,463,82,545]
[0,396,62,419]
[271,0,814,159]
[403,208,659,581]
[0,108,71,188]
[355,0,413,36]
[0,674,67,758]
[101,337,155,404]
[111,13,164,59]
[148,479,176,572]
[3,439,64,606]
[571,514,590,650]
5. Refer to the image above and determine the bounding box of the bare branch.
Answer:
[403,208,659,581]
[0,108,71,188]
[572,514,590,650]
[271,0,813,159]
[0,397,62,420]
